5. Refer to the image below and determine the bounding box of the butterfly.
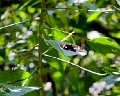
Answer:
[60,44,83,52]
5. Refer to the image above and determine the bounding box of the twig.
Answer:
[22,67,38,86]
[61,31,75,42]
[43,54,107,76]
[0,20,28,30]
[44,8,115,12]
[44,26,69,34]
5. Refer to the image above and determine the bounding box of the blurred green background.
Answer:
[1,0,120,96]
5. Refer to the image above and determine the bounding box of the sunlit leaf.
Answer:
[52,71,63,90]
[43,37,87,56]
[116,0,120,6]
[0,69,36,86]
[0,83,40,96]
[87,12,101,22]
[87,37,120,55]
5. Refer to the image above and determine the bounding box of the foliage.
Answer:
[0,83,40,96]
[1,0,120,96]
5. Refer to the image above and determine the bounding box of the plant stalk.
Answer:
[38,0,45,95]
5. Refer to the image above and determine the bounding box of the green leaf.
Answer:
[42,37,64,54]
[111,5,120,12]
[43,50,67,74]
[87,37,120,55]
[42,37,87,56]
[102,67,119,75]
[52,71,63,90]
[42,37,67,74]
[73,28,83,33]
[82,3,97,10]
[19,0,33,10]
[0,69,36,86]
[0,83,40,96]
[67,70,79,92]
[110,32,120,38]
[87,12,101,22]
[116,0,120,6]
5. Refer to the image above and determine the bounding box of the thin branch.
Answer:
[22,67,38,86]
[46,8,115,12]
[44,26,71,34]
[61,31,75,42]
[43,54,107,76]
[8,78,26,84]
[0,20,28,30]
